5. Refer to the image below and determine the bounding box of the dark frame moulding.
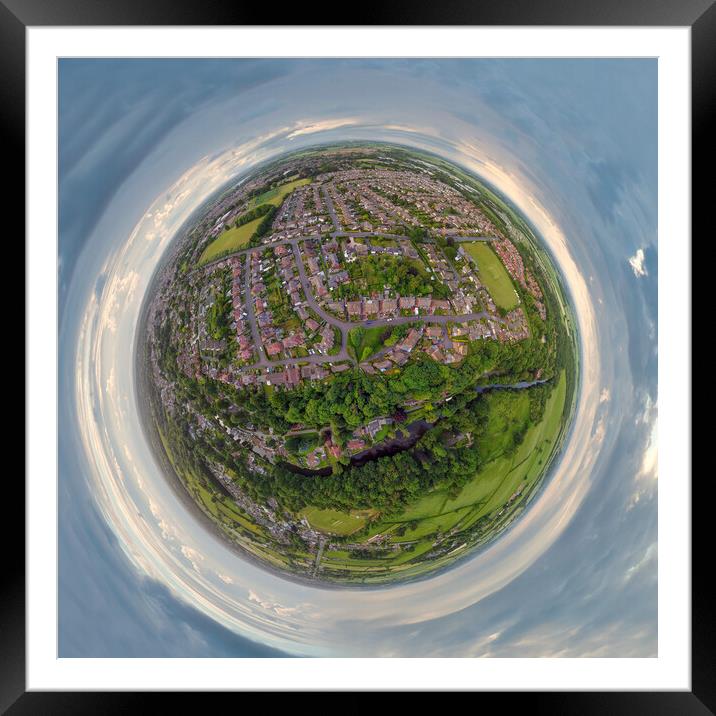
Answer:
[7,0,705,710]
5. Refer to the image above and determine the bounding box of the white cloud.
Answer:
[623,542,657,583]
[180,545,205,573]
[286,118,358,139]
[628,248,648,277]
[248,589,304,618]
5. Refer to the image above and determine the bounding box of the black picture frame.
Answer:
[8,1,704,709]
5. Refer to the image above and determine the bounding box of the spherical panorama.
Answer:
[140,142,578,586]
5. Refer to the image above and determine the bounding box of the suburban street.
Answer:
[243,250,268,365]
[321,185,341,231]
[181,166,536,384]
[197,232,509,373]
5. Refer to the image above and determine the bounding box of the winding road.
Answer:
[195,231,509,373]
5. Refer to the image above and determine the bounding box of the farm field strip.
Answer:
[198,215,265,265]
[248,178,311,210]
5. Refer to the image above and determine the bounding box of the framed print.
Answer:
[10,0,706,709]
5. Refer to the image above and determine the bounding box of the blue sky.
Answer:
[58,59,657,658]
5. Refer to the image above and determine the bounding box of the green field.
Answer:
[248,178,311,209]
[463,242,519,311]
[197,178,311,265]
[299,507,377,536]
[198,215,264,265]
[348,325,395,361]
[392,371,565,522]
[370,237,399,248]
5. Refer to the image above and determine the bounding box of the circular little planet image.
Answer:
[139,142,578,586]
